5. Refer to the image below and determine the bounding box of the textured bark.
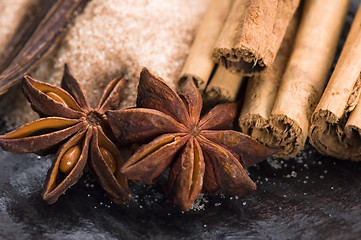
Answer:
[309,4,361,161]
[203,65,243,106]
[213,0,300,74]
[179,0,233,92]
[240,0,349,157]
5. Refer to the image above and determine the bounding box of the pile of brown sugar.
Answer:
[1,0,209,126]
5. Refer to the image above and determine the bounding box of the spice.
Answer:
[239,12,299,156]
[203,65,243,106]
[212,0,300,74]
[240,0,349,157]
[179,0,233,92]
[107,68,276,210]
[310,3,361,161]
[0,64,130,204]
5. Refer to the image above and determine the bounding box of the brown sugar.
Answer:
[1,0,209,127]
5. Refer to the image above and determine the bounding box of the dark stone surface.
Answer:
[1,141,361,240]
[1,1,361,240]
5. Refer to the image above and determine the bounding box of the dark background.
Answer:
[1,1,361,239]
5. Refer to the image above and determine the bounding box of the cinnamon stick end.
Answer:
[213,48,265,75]
[310,109,361,161]
[240,114,306,158]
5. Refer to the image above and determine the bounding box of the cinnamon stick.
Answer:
[309,4,361,161]
[179,0,233,92]
[213,0,300,75]
[203,65,243,106]
[240,0,349,158]
[239,13,299,146]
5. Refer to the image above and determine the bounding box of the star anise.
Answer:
[0,64,130,204]
[106,68,277,210]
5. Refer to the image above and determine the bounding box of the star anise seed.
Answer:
[106,68,277,210]
[0,64,130,204]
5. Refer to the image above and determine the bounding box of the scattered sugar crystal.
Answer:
[189,193,208,211]
[291,171,297,177]
[267,158,283,169]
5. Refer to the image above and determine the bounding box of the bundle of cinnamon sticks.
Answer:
[180,0,300,103]
[181,0,355,159]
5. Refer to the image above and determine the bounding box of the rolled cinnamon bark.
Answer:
[240,0,349,158]
[239,12,299,154]
[203,65,243,106]
[180,0,233,92]
[213,0,300,75]
[309,4,361,161]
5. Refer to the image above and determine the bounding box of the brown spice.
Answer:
[106,68,277,210]
[240,0,349,157]
[213,0,300,74]
[309,1,361,160]
[179,0,233,92]
[0,64,130,204]
[203,65,244,106]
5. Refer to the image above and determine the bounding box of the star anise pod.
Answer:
[0,64,130,204]
[106,68,277,210]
